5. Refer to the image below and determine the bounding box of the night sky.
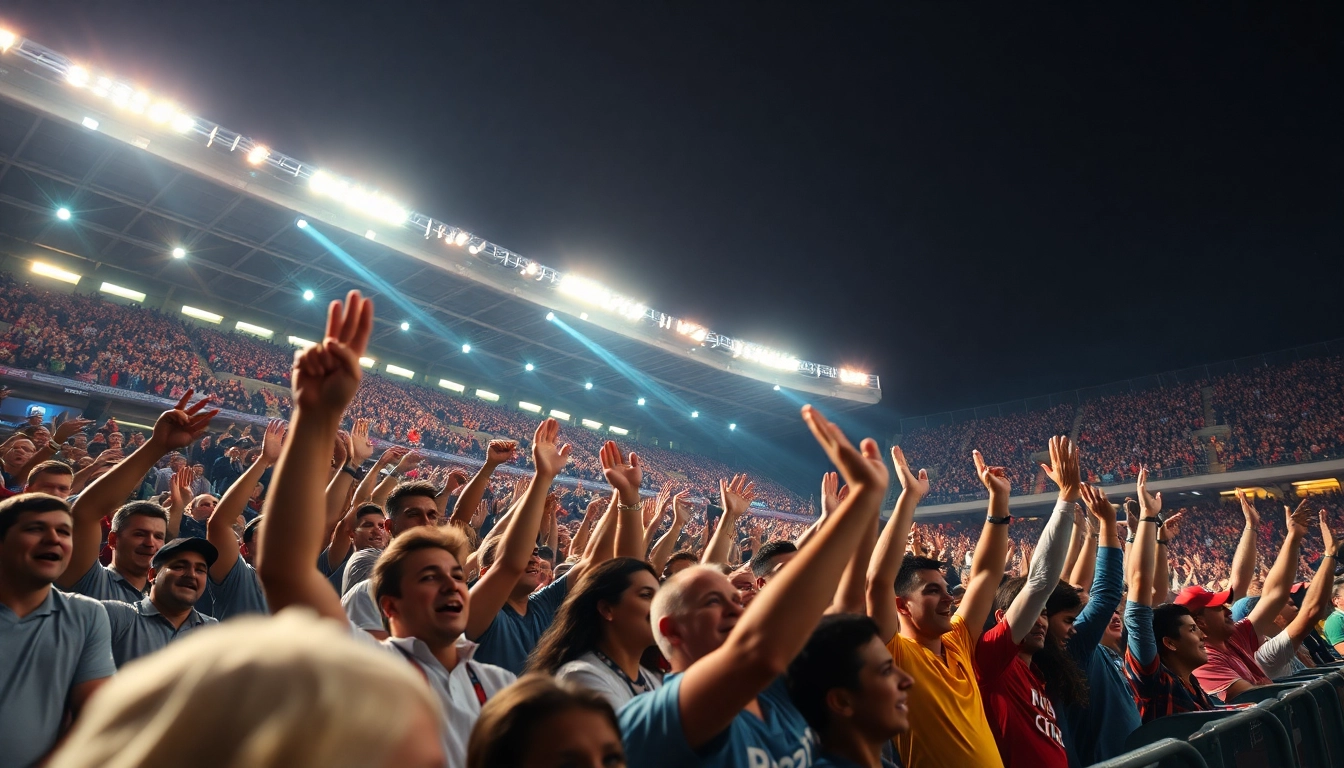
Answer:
[6,2,1342,429]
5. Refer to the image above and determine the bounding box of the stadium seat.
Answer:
[1300,678,1344,766]
[1262,686,1330,768]
[1123,710,1237,752]
[1186,705,1297,768]
[1226,682,1300,706]
[1090,738,1209,768]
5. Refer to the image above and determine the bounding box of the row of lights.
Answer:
[54,206,188,259]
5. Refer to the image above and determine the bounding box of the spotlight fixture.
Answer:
[302,289,314,301]
[729,423,737,431]
[691,411,699,418]
[296,219,308,229]
[637,397,646,406]
[171,247,185,259]
[56,207,71,221]
[525,363,535,372]
[773,384,781,391]
[461,344,471,353]
[545,312,555,321]
[584,382,593,390]
[400,321,410,331]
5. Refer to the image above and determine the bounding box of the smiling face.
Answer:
[382,547,469,645]
[0,508,73,587]
[150,551,210,610]
[659,570,743,665]
[109,513,167,576]
[848,635,914,736]
[896,569,954,638]
[353,511,388,550]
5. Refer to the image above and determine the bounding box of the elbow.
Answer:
[731,631,792,681]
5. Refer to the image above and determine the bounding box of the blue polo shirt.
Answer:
[620,674,817,768]
[196,559,269,621]
[68,561,146,603]
[103,596,217,667]
[1,589,115,768]
[472,573,570,674]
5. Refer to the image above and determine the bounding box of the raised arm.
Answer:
[954,449,1014,638]
[867,446,927,642]
[1153,512,1183,604]
[1129,472,1161,608]
[1247,501,1310,637]
[702,474,755,564]
[466,419,569,639]
[642,486,673,556]
[327,422,371,528]
[436,469,469,525]
[451,440,517,526]
[352,446,406,508]
[1005,436,1080,643]
[165,467,191,539]
[602,441,647,561]
[1284,509,1337,642]
[1062,505,1086,583]
[59,391,216,589]
[677,405,887,749]
[372,451,422,507]
[256,292,373,623]
[648,491,690,574]
[1230,490,1261,601]
[70,448,123,496]
[569,498,601,560]
[208,420,283,582]
[1069,509,1099,589]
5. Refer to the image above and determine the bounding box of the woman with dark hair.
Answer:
[467,674,625,768]
[527,557,663,707]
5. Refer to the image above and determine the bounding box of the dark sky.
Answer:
[7,2,1343,426]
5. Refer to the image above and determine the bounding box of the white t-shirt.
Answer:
[343,580,383,633]
[1255,630,1306,680]
[555,650,662,709]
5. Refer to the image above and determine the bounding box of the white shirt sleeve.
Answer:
[342,580,384,633]
[1254,630,1299,680]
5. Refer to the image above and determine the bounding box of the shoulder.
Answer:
[532,573,570,604]
[1232,618,1261,647]
[98,599,135,619]
[471,659,517,692]
[619,673,683,729]
[557,657,614,687]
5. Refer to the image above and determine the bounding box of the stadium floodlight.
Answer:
[773,384,781,391]
[584,382,593,390]
[461,344,471,353]
[545,312,555,321]
[637,397,646,406]
[296,219,308,229]
[365,230,377,241]
[438,379,465,393]
[147,101,174,123]
[608,426,629,436]
[691,411,699,418]
[838,368,869,386]
[729,423,737,431]
[81,117,99,130]
[235,321,273,339]
[171,247,186,259]
[581,419,602,430]
[170,113,195,134]
[0,29,16,53]
[246,144,270,165]
[454,231,469,246]
[579,313,588,321]
[518,401,542,413]
[287,336,316,348]
[65,64,89,87]
[386,364,415,378]
[302,289,315,301]
[476,389,500,402]
[524,363,535,372]
[180,305,223,324]
[549,409,571,421]
[31,261,81,285]
[468,242,482,254]
[359,357,376,368]
[400,321,410,331]
[55,207,71,221]
[99,282,145,302]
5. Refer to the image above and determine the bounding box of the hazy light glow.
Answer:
[99,282,145,302]
[31,261,81,285]
[171,247,186,259]
[56,207,71,221]
[302,289,315,301]
[81,116,99,130]
[180,305,222,324]
[386,364,415,378]
[235,321,273,339]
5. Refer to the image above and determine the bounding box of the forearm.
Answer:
[615,497,646,560]
[701,513,739,564]
[1007,499,1075,641]
[323,472,356,530]
[1288,551,1335,639]
[452,461,500,527]
[1070,529,1098,589]
[1260,534,1303,610]
[1230,522,1257,600]
[831,512,877,614]
[1152,538,1171,605]
[648,520,683,573]
[351,458,388,507]
[209,458,270,537]
[570,514,596,559]
[499,471,557,571]
[1130,516,1158,607]
[1062,518,1085,583]
[370,472,399,507]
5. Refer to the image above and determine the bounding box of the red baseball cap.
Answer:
[1174,585,1233,611]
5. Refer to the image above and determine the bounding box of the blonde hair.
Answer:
[49,609,440,768]
[649,564,724,658]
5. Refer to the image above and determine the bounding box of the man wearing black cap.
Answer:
[101,537,219,667]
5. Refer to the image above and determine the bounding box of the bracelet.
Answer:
[618,502,643,513]
[1157,539,1167,546]
[341,465,361,480]
[987,514,1012,525]
[1325,553,1337,560]
[1140,517,1162,524]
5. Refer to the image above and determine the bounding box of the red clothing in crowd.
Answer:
[976,619,1068,768]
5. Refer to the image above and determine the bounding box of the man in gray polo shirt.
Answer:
[0,493,115,768]
[57,391,217,603]
[104,537,218,667]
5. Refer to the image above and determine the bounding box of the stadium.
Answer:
[1,11,1343,768]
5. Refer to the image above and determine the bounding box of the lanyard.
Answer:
[592,649,650,697]
[393,645,488,706]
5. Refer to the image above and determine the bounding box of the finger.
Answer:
[973,450,987,474]
[173,389,194,410]
[801,405,835,451]
[352,296,375,355]
[326,297,344,339]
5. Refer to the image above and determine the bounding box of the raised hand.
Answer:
[1286,500,1311,538]
[821,471,841,516]
[486,439,519,466]
[445,469,470,495]
[654,484,674,519]
[392,450,424,475]
[53,417,95,445]
[1235,488,1260,527]
[1163,511,1184,541]
[600,440,641,500]
[1041,435,1082,502]
[260,419,287,464]
[1136,467,1162,517]
[92,449,124,469]
[532,418,573,477]
[801,405,888,492]
[150,389,219,451]
[719,474,757,519]
[169,466,193,509]
[890,445,930,499]
[331,432,348,469]
[1081,484,1116,524]
[291,290,374,414]
[973,449,1011,496]
[672,489,692,524]
[1321,508,1336,555]
[378,446,410,468]
[348,419,374,465]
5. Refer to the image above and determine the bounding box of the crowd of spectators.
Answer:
[1210,356,1344,469]
[1074,384,1206,483]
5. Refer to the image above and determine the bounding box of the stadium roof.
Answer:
[0,30,879,439]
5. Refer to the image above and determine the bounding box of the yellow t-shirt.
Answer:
[887,614,1004,768]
